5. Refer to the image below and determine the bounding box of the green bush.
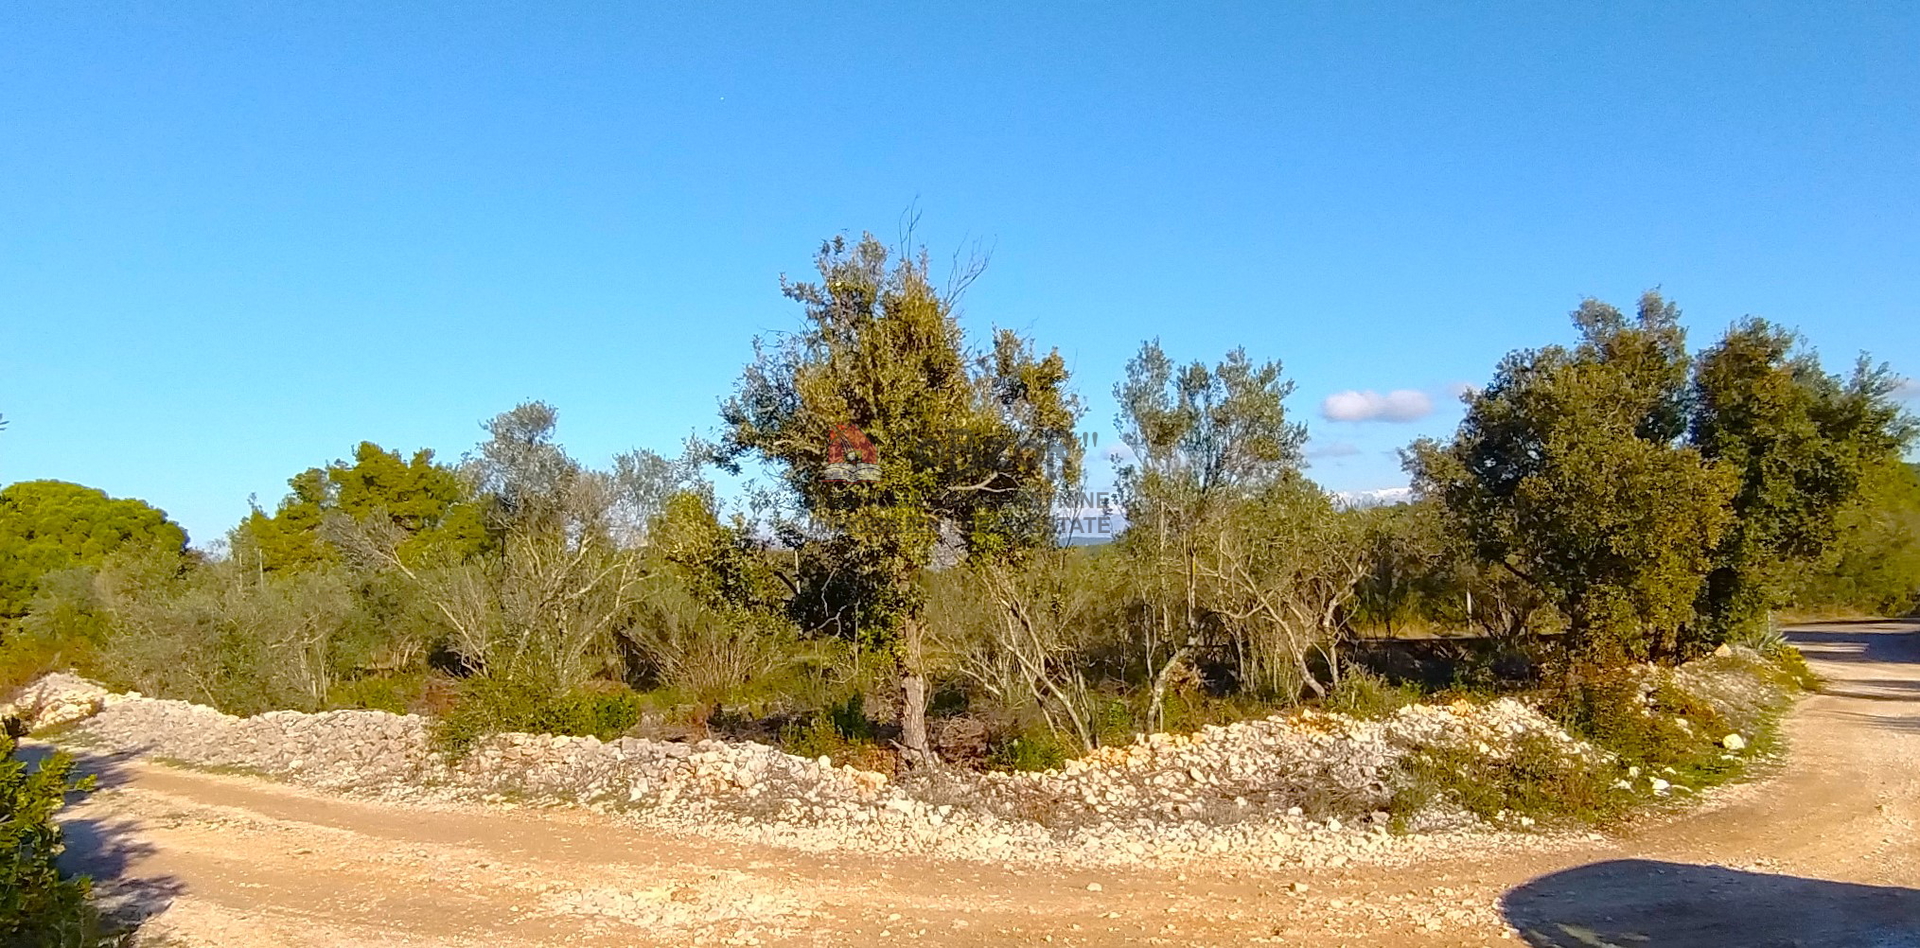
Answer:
[1554,673,1674,768]
[825,693,876,743]
[778,715,843,761]
[986,726,1071,773]
[1392,731,1624,826]
[432,677,647,759]
[1767,646,1820,692]
[1549,670,1727,771]
[1,735,101,948]
[0,634,73,700]
[1328,668,1423,719]
[1156,690,1291,734]
[776,694,898,772]
[1545,660,1802,796]
[581,689,646,737]
[327,673,429,714]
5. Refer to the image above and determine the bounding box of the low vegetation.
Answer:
[1,733,100,948]
[1391,646,1807,829]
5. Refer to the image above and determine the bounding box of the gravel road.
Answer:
[50,619,1920,947]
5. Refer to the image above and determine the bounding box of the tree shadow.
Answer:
[17,742,187,934]
[1502,859,1920,948]
[1823,708,1920,735]
[1789,617,1917,628]
[1786,626,1920,715]
[1785,627,1919,667]
[1820,678,1920,701]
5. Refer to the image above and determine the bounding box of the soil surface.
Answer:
[49,619,1920,947]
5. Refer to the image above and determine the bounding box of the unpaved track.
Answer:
[50,620,1920,947]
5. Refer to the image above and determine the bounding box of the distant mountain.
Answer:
[1064,534,1115,547]
[1334,486,1414,509]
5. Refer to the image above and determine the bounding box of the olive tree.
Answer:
[329,403,670,697]
[1201,477,1365,699]
[924,549,1117,751]
[719,233,1080,765]
[1113,341,1305,725]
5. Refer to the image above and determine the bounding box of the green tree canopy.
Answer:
[235,441,490,573]
[1689,319,1916,635]
[1795,460,1920,616]
[1407,293,1739,662]
[0,480,188,620]
[718,232,1081,762]
[1112,340,1305,723]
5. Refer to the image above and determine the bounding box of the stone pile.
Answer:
[3,673,115,732]
[961,697,1584,828]
[1,661,1770,869]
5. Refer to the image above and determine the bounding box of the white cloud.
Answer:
[1320,389,1434,423]
[1895,378,1920,401]
[1443,380,1478,399]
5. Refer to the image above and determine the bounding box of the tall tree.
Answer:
[0,481,188,621]
[718,233,1080,765]
[234,442,490,574]
[1794,460,1920,615]
[1112,341,1305,725]
[1407,293,1739,663]
[1688,319,1916,636]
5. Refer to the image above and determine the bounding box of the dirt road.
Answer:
[51,619,1920,947]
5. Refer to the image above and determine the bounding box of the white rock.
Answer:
[1721,733,1746,751]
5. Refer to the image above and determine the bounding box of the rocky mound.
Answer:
[2,659,1772,869]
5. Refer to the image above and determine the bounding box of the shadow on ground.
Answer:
[1787,624,1920,735]
[18,741,186,934]
[1503,859,1920,948]
[1786,625,1920,670]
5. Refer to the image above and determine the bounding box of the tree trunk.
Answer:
[897,668,934,767]
[1296,647,1327,699]
[1147,645,1191,734]
[896,613,936,768]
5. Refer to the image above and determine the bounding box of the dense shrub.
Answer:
[777,694,899,773]
[1,735,100,948]
[0,633,77,700]
[1327,668,1423,719]
[986,726,1071,773]
[1550,669,1724,770]
[825,692,877,743]
[326,673,431,714]
[432,677,647,759]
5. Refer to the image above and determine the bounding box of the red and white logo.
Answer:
[825,424,880,483]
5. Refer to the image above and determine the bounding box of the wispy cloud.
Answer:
[1896,378,1920,401]
[1320,389,1434,423]
[1306,440,1362,459]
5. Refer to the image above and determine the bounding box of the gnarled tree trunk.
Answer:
[896,616,936,768]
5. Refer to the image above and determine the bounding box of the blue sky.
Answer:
[4,2,1916,546]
